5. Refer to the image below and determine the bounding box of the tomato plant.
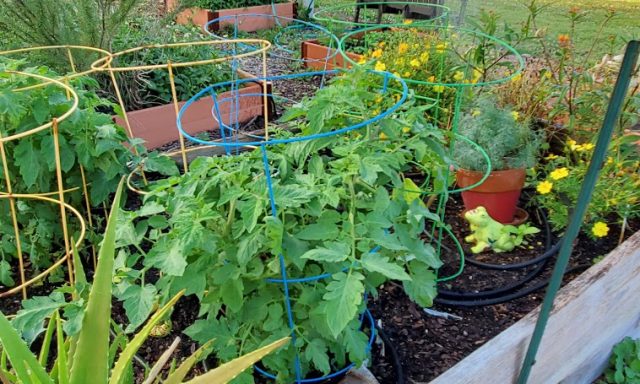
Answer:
[113,70,450,382]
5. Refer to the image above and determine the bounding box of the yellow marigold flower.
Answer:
[435,42,448,53]
[372,108,381,115]
[427,75,436,82]
[398,42,409,54]
[374,95,383,104]
[420,52,429,63]
[379,132,388,140]
[606,156,614,165]
[393,71,401,78]
[511,73,522,82]
[536,180,553,194]
[404,71,411,77]
[358,57,367,64]
[403,19,413,25]
[375,61,386,71]
[567,139,579,151]
[410,59,421,67]
[372,48,383,58]
[609,198,618,205]
[550,167,569,180]
[433,85,445,93]
[545,154,559,160]
[543,71,552,79]
[402,126,411,133]
[472,109,481,117]
[591,221,609,238]
[453,71,465,81]
[378,41,386,47]
[582,143,595,151]
[511,111,520,121]
[395,58,405,65]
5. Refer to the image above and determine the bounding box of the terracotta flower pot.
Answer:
[301,40,363,70]
[456,168,526,224]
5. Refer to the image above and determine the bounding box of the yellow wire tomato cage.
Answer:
[0,45,115,267]
[90,39,272,195]
[0,71,86,300]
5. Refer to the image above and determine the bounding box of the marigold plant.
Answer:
[532,136,640,239]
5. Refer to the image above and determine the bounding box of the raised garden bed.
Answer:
[301,39,362,70]
[430,230,640,383]
[165,0,296,31]
[114,70,267,150]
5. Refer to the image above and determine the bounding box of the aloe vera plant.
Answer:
[0,179,289,384]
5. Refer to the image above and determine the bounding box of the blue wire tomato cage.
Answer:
[177,69,408,383]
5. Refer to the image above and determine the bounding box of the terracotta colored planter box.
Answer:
[301,40,363,70]
[166,0,296,31]
[115,76,266,150]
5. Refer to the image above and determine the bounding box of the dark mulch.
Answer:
[368,193,633,383]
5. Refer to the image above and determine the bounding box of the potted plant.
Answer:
[454,96,542,224]
[166,0,297,31]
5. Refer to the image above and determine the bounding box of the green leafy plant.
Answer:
[454,95,542,172]
[0,180,290,384]
[0,0,141,68]
[108,18,234,112]
[601,337,640,384]
[0,61,131,284]
[113,69,448,382]
[531,136,640,239]
[183,0,290,11]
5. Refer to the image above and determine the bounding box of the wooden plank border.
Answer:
[430,231,640,384]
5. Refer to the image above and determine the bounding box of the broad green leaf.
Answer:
[361,252,411,281]
[402,178,423,205]
[273,185,316,208]
[144,237,187,276]
[12,292,66,343]
[265,216,284,256]
[137,202,165,217]
[221,279,244,313]
[238,198,263,233]
[13,140,40,188]
[0,311,53,384]
[109,291,184,384]
[69,179,124,384]
[343,323,369,364]
[121,284,157,333]
[0,260,14,287]
[403,263,437,307]
[322,272,365,338]
[184,337,290,384]
[301,242,350,263]
[304,339,330,374]
[296,221,339,241]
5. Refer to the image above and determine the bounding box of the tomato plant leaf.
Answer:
[361,252,411,281]
[13,139,40,188]
[304,339,330,374]
[121,284,157,333]
[301,242,350,263]
[322,271,364,338]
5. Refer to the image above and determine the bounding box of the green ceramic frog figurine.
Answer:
[463,206,540,253]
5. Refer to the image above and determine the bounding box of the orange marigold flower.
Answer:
[558,34,571,47]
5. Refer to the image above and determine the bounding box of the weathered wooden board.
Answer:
[430,231,640,384]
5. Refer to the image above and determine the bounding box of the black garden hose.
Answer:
[435,207,567,306]
[434,265,590,307]
[375,322,405,384]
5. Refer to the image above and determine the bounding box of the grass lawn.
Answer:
[313,0,640,60]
